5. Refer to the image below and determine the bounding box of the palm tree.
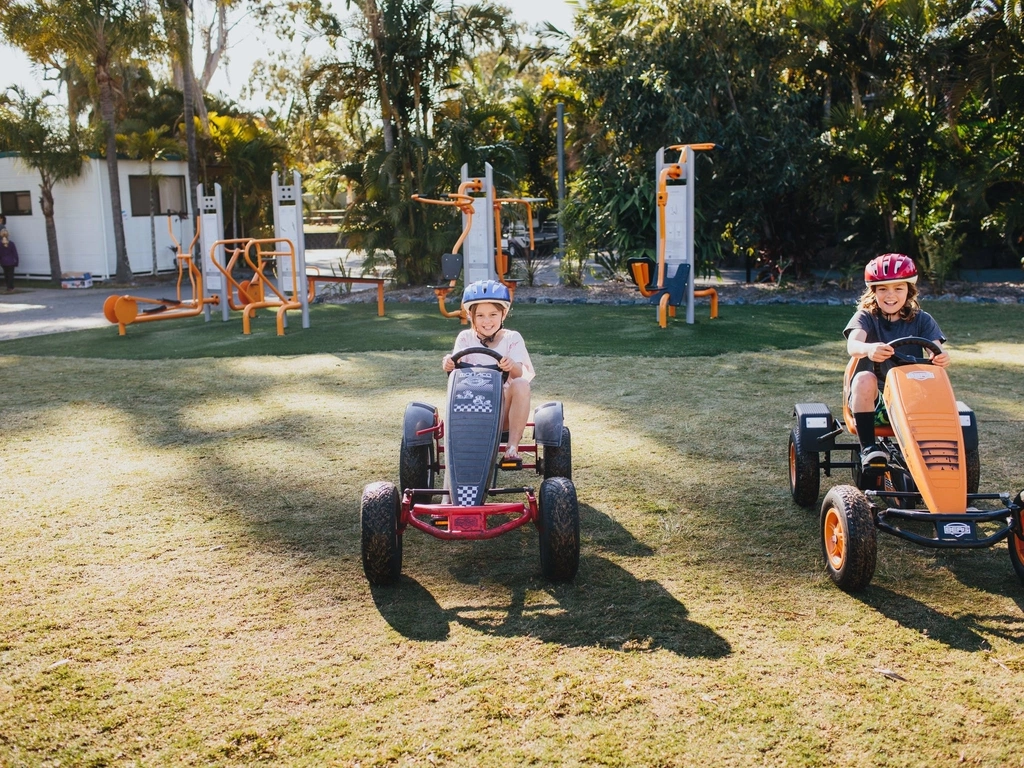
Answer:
[117,126,182,274]
[0,89,85,285]
[0,0,155,284]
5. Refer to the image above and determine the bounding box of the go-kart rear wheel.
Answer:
[538,476,580,582]
[788,429,820,508]
[965,447,980,495]
[361,481,403,586]
[1009,522,1024,586]
[400,437,435,505]
[820,485,876,592]
[541,426,572,480]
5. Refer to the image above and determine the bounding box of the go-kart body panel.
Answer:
[883,363,966,514]
[444,365,504,506]
[532,401,565,447]
[403,401,439,447]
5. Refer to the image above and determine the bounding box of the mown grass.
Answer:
[0,299,1016,360]
[1,306,1023,766]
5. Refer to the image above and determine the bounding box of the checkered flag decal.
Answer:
[453,391,493,413]
[453,400,493,413]
[456,485,478,506]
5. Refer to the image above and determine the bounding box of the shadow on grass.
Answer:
[371,576,451,642]
[856,585,993,651]
[933,547,1024,621]
[451,554,730,658]
[369,504,727,658]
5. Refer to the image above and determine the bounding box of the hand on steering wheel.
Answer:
[873,336,944,377]
[450,346,510,382]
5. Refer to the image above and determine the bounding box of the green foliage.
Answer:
[565,0,826,278]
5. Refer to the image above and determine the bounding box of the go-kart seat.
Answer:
[841,357,895,438]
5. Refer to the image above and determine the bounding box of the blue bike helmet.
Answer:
[462,280,511,312]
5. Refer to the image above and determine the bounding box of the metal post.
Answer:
[197,182,227,321]
[556,102,565,258]
[684,146,695,325]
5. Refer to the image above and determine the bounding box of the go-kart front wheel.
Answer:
[820,485,877,592]
[538,476,580,582]
[541,426,572,480]
[361,481,403,586]
[788,428,820,508]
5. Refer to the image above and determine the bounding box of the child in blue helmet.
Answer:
[442,280,535,461]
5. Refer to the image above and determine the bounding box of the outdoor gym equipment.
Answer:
[271,171,310,330]
[493,195,546,286]
[412,178,481,320]
[627,143,720,329]
[360,347,579,586]
[789,336,1024,591]
[103,217,215,335]
[413,163,545,320]
[198,182,228,322]
[207,236,305,335]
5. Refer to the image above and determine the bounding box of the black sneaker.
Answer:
[860,443,888,472]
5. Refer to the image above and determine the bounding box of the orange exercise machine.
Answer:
[413,163,549,321]
[627,143,720,328]
[207,236,305,335]
[103,217,216,335]
[412,179,481,321]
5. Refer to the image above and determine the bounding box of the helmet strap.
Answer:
[476,322,503,346]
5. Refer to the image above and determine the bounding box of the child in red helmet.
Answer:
[844,254,950,471]
[442,280,535,462]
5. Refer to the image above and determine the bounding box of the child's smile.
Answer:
[472,305,505,338]
[874,283,909,317]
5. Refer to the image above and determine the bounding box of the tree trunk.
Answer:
[181,0,201,259]
[97,61,131,283]
[39,178,62,286]
[363,0,397,155]
[149,161,158,275]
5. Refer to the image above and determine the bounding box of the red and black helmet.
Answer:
[865,253,918,286]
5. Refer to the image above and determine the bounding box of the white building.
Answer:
[0,153,195,280]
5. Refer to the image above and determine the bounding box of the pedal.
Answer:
[499,456,523,471]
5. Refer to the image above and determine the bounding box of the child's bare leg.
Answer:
[849,371,878,413]
[850,371,886,468]
[503,378,531,458]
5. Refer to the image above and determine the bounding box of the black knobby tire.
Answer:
[1009,532,1024,586]
[965,448,980,495]
[538,476,580,582]
[542,426,572,481]
[820,485,877,592]
[788,429,820,508]
[400,437,435,505]
[361,481,403,586]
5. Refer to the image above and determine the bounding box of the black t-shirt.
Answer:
[843,309,946,381]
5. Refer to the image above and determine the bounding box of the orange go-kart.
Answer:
[789,336,1024,591]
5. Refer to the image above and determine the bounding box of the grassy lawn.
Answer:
[1,304,1023,766]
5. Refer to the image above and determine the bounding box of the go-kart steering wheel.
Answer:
[450,346,509,382]
[874,336,943,377]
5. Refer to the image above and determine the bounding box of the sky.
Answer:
[0,0,579,110]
